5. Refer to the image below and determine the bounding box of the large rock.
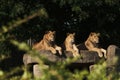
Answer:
[33,64,49,78]
[106,45,118,67]
[64,50,100,63]
[23,45,120,77]
[23,50,61,66]
[23,50,100,66]
[33,64,42,78]
[106,45,120,73]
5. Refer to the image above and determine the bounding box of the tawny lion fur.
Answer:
[32,31,62,55]
[64,33,79,57]
[85,32,107,58]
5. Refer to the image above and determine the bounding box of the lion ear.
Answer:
[89,32,94,36]
[67,33,70,36]
[97,33,100,36]
[45,30,50,34]
[90,32,100,36]
[73,33,75,36]
[53,31,56,34]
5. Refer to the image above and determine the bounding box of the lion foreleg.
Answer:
[71,50,79,57]
[47,47,56,54]
[73,44,79,53]
[90,48,103,58]
[101,48,107,58]
[55,45,62,55]
[73,44,80,57]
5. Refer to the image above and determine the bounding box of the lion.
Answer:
[32,31,62,55]
[85,32,107,58]
[64,33,80,57]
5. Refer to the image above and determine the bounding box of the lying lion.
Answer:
[85,32,107,58]
[32,31,62,55]
[64,33,80,57]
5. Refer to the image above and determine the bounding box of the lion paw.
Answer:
[58,50,62,55]
[55,46,62,55]
[98,53,103,58]
[51,49,57,54]
[101,48,107,58]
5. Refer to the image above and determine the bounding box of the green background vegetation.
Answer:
[0,0,120,80]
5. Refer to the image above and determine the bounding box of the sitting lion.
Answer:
[32,31,62,55]
[64,33,80,57]
[85,32,107,58]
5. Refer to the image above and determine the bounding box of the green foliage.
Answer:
[88,62,107,80]
[0,41,11,60]
[0,0,120,80]
[0,0,120,46]
[0,39,120,80]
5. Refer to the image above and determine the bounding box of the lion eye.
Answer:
[70,35,73,38]
[94,35,97,37]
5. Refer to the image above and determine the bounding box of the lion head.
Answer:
[66,33,75,43]
[88,32,100,43]
[43,31,56,42]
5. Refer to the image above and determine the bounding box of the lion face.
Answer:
[44,31,56,41]
[89,32,100,43]
[66,33,75,43]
